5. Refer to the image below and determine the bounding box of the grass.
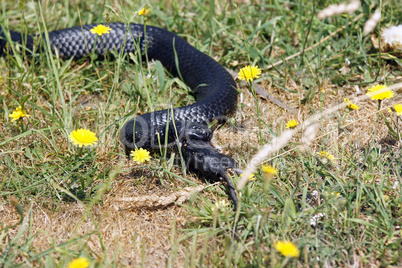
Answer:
[1,0,401,267]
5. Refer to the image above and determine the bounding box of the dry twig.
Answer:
[114,185,207,208]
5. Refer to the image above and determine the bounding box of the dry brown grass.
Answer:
[1,179,191,266]
[2,73,401,266]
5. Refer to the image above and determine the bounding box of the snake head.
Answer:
[180,139,236,178]
[180,122,212,143]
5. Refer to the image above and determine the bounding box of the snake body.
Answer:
[0,23,239,208]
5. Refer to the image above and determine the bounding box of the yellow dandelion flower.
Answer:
[238,65,262,81]
[90,24,111,36]
[331,191,340,197]
[275,241,300,258]
[343,98,359,110]
[285,119,299,129]
[241,173,255,181]
[69,129,98,147]
[131,148,151,164]
[138,7,150,16]
[393,104,402,116]
[261,165,278,175]
[67,257,90,268]
[9,106,30,122]
[317,151,334,161]
[0,76,4,85]
[366,84,394,101]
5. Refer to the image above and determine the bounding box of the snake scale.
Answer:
[0,22,239,208]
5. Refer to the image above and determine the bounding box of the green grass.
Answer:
[1,0,401,267]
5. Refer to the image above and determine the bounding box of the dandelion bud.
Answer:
[18,0,25,12]
[104,9,112,25]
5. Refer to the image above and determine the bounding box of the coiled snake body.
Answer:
[0,23,239,208]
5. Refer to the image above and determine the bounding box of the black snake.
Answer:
[0,23,239,208]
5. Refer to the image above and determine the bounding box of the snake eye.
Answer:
[183,123,212,142]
